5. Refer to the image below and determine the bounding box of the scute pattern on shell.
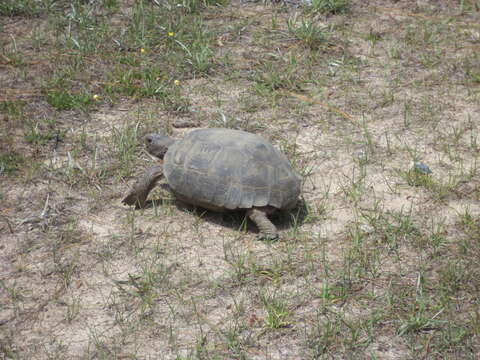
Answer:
[163,128,301,210]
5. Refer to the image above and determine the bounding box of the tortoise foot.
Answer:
[257,232,279,242]
[123,165,164,209]
[247,207,279,242]
[122,191,146,208]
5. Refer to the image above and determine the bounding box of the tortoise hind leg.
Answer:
[247,207,278,241]
[122,165,164,208]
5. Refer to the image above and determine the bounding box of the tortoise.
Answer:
[122,128,301,240]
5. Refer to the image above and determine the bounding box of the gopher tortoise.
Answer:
[122,128,301,240]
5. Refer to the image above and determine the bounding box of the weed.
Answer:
[397,305,445,336]
[253,58,304,94]
[0,100,25,116]
[458,207,480,242]
[307,0,350,14]
[260,291,291,329]
[101,0,119,13]
[223,325,249,359]
[45,89,93,111]
[1,280,23,317]
[287,15,325,50]
[402,167,434,188]
[24,120,60,146]
[105,124,140,178]
[0,0,46,17]
[306,315,339,357]
[458,0,480,12]
[0,151,24,175]
[65,296,81,323]
[463,56,480,83]
[168,0,229,14]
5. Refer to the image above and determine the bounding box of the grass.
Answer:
[307,0,350,15]
[287,15,326,50]
[1,0,480,358]
[0,151,24,175]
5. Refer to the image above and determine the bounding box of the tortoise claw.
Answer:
[122,192,146,209]
[257,233,279,242]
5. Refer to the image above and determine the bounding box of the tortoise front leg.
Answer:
[122,165,164,208]
[247,207,278,241]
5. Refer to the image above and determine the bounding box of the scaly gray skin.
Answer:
[122,164,163,209]
[122,131,300,240]
[122,134,173,208]
[246,207,278,240]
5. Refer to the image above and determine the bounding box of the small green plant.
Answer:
[101,0,119,12]
[0,100,25,117]
[65,297,81,323]
[156,80,191,113]
[465,58,480,83]
[187,45,213,74]
[458,207,480,241]
[404,168,434,187]
[105,65,189,111]
[0,151,24,175]
[1,280,23,310]
[260,291,291,329]
[45,89,93,111]
[54,257,78,289]
[305,312,346,357]
[169,0,229,14]
[458,0,480,12]
[287,16,325,50]
[253,59,304,94]
[106,124,139,177]
[0,0,46,16]
[397,304,445,336]
[24,120,60,146]
[308,0,349,14]
[175,32,214,75]
[223,325,248,359]
[438,260,470,296]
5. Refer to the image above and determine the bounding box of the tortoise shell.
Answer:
[163,128,301,210]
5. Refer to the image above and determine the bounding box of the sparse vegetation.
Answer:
[308,0,350,15]
[287,15,326,50]
[1,0,479,358]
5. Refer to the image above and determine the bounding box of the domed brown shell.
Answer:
[163,128,301,210]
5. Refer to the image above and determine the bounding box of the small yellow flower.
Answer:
[168,32,174,37]
[93,94,100,101]
[140,48,146,53]
[174,79,180,86]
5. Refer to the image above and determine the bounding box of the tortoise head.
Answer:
[144,133,175,159]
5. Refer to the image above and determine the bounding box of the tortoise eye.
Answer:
[146,136,153,144]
